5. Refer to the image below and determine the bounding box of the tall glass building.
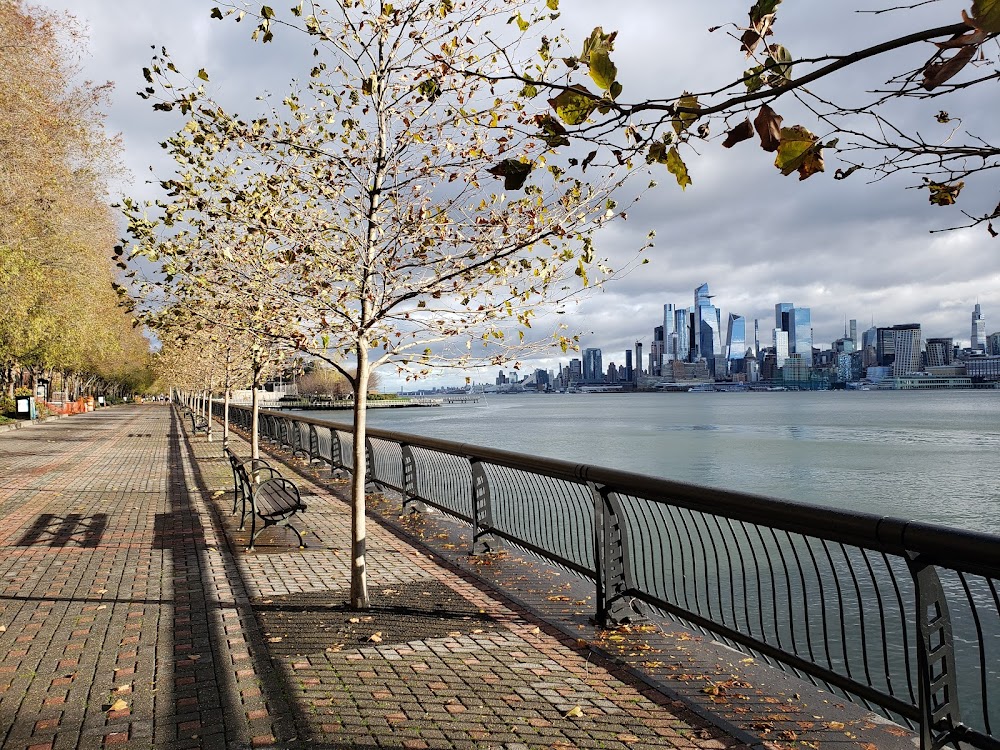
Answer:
[582,348,603,383]
[775,302,813,361]
[726,314,747,361]
[663,304,677,361]
[674,307,691,362]
[972,303,986,351]
[693,283,723,369]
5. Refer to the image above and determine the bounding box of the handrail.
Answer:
[216,402,1000,750]
[238,406,1000,571]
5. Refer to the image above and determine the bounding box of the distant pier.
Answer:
[240,398,441,411]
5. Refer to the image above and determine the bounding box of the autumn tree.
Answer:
[126,0,648,608]
[124,236,296,458]
[513,1,1000,233]
[298,365,380,399]
[0,2,149,397]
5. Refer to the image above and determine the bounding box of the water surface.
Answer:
[299,390,1000,533]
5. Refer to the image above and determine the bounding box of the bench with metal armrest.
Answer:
[246,476,307,551]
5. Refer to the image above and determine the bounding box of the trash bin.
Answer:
[15,396,36,420]
[97,396,106,407]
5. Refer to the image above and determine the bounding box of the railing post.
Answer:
[364,436,385,493]
[292,421,306,458]
[907,553,962,750]
[591,482,641,627]
[329,428,345,479]
[400,443,426,514]
[470,459,497,555]
[307,425,320,464]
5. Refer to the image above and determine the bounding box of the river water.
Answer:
[299,390,1000,535]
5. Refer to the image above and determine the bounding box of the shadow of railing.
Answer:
[16,513,108,548]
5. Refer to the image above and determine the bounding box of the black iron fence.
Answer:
[218,403,1000,750]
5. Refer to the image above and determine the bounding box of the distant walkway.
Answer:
[0,405,749,749]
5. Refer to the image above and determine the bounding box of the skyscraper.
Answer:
[862,326,878,351]
[651,326,664,376]
[926,338,954,367]
[582,348,603,383]
[792,307,813,361]
[726,314,747,361]
[567,358,582,384]
[972,303,986,351]
[775,302,812,360]
[774,329,789,364]
[674,307,691,362]
[693,283,723,372]
[775,303,793,331]
[877,324,922,375]
[663,304,677,362]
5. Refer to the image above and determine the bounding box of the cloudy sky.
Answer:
[37,0,999,381]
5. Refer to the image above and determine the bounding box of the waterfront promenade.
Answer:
[0,405,916,749]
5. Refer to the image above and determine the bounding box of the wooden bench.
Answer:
[225,448,279,528]
[247,477,307,551]
[185,409,209,435]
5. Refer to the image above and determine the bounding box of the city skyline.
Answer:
[565,293,992,377]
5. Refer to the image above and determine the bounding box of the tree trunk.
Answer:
[223,346,232,449]
[207,388,214,443]
[350,341,370,610]
[223,389,230,450]
[251,362,262,461]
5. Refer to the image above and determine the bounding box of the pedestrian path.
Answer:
[0,405,751,749]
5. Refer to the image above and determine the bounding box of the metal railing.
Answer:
[218,403,1000,750]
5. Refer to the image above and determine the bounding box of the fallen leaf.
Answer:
[563,706,584,718]
[826,721,845,730]
[268,637,282,643]
[212,490,224,498]
[96,605,107,610]
[96,589,108,594]
[0,625,6,632]
[368,632,383,643]
[109,699,128,712]
[326,644,344,652]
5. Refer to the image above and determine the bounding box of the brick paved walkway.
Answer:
[0,405,753,749]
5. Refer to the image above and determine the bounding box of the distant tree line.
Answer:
[0,2,154,403]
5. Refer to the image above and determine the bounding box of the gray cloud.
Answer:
[37,0,1000,383]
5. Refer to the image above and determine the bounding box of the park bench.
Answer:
[184,408,209,435]
[246,476,308,551]
[225,447,279,528]
[223,446,307,550]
